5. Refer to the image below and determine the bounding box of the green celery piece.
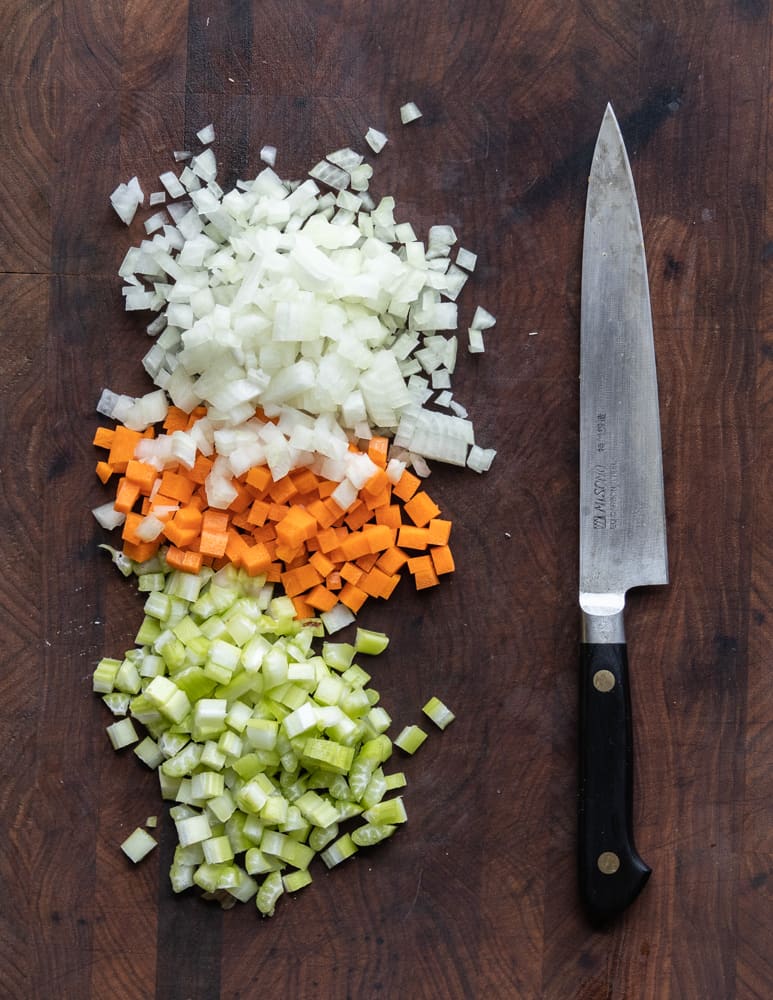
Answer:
[200,740,227,771]
[137,572,166,593]
[308,822,339,853]
[281,808,310,838]
[190,591,218,621]
[185,635,211,662]
[282,869,312,893]
[244,718,278,751]
[202,835,234,865]
[102,692,131,716]
[320,832,358,869]
[173,840,203,865]
[242,634,272,673]
[215,865,242,891]
[232,752,264,781]
[208,582,240,614]
[268,595,296,623]
[191,770,225,801]
[260,794,289,826]
[422,695,456,730]
[172,615,203,645]
[202,659,233,686]
[287,629,315,657]
[223,611,257,647]
[139,653,165,679]
[354,627,390,655]
[226,813,255,854]
[137,553,165,576]
[157,731,190,758]
[144,592,171,621]
[93,657,121,693]
[217,729,243,761]
[314,674,345,706]
[394,724,428,755]
[322,642,356,671]
[256,871,284,916]
[145,676,191,724]
[351,822,396,848]
[169,803,197,822]
[135,616,162,646]
[384,771,407,791]
[245,847,280,876]
[100,544,134,577]
[227,867,259,903]
[121,827,157,863]
[156,634,186,671]
[295,791,338,830]
[191,698,227,741]
[348,757,377,802]
[134,736,164,770]
[262,647,289,688]
[216,672,260,704]
[363,796,407,826]
[274,834,316,869]
[259,828,287,858]
[208,790,236,824]
[199,614,227,641]
[360,770,388,810]
[276,683,310,712]
[237,774,275,813]
[174,666,217,702]
[158,770,181,801]
[166,569,206,603]
[341,663,371,687]
[107,718,139,750]
[277,764,300,791]
[115,658,142,695]
[169,860,195,893]
[341,688,371,718]
[174,778,195,806]
[194,862,236,893]
[336,801,364,822]
[328,773,351,800]
[161,742,202,778]
[175,812,212,847]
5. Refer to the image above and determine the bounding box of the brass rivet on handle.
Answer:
[597,851,621,875]
[592,669,616,692]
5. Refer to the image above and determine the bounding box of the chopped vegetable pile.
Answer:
[92,111,494,916]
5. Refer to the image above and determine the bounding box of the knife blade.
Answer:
[578,104,668,922]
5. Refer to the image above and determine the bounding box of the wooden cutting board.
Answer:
[2,2,771,997]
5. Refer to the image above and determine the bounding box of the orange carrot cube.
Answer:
[403,491,441,527]
[430,545,455,575]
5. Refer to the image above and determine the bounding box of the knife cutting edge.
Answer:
[578,104,668,922]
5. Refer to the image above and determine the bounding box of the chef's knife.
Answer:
[578,104,668,922]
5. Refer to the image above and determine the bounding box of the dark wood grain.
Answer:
[2,1,772,997]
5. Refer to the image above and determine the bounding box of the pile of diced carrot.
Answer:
[93,407,455,619]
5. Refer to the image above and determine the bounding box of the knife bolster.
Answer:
[580,598,626,643]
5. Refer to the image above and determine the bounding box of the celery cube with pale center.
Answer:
[107,717,139,750]
[175,813,212,847]
[301,737,354,775]
[121,828,157,863]
[192,698,227,740]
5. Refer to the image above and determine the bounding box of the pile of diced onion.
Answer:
[105,123,496,504]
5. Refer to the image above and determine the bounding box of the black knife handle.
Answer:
[578,641,651,922]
